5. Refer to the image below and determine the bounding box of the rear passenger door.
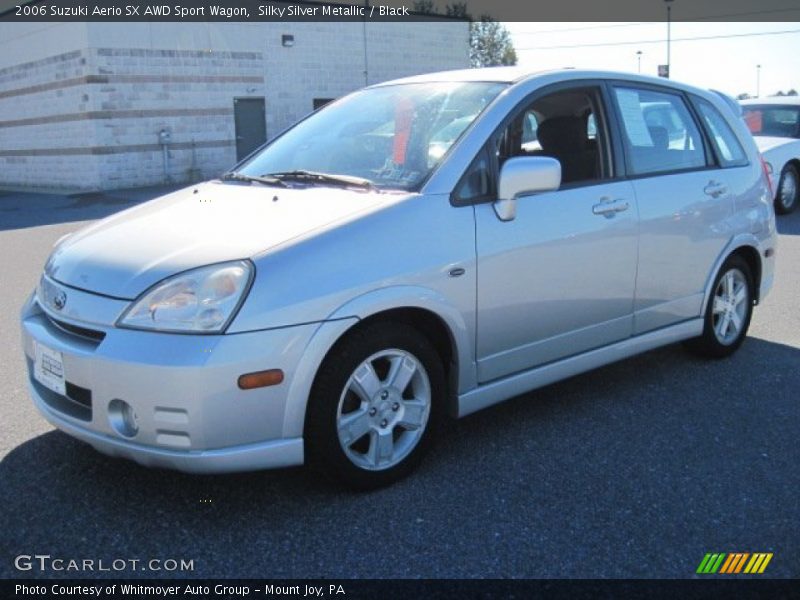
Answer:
[609,84,735,334]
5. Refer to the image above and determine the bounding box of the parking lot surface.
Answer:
[1,187,798,578]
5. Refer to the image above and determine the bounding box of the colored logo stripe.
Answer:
[720,553,749,573]
[697,553,725,574]
[744,553,773,574]
[697,553,773,574]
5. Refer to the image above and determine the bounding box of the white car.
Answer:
[741,97,800,214]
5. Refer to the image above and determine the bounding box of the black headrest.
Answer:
[537,116,586,154]
[647,126,669,150]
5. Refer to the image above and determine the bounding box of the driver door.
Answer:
[471,84,639,383]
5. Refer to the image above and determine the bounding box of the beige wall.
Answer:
[0,21,469,191]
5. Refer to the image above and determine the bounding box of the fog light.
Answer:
[108,399,139,437]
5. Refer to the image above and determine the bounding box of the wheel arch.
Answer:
[702,238,763,315]
[282,287,473,439]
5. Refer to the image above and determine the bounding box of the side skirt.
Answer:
[457,318,703,418]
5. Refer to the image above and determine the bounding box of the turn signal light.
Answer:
[238,369,284,390]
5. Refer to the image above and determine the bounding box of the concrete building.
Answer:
[0,18,469,191]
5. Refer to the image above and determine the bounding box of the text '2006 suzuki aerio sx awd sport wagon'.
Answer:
[22,68,777,488]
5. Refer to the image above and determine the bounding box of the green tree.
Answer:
[445,2,469,17]
[412,0,436,14]
[470,16,517,67]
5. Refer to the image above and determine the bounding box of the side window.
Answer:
[454,149,492,204]
[613,86,707,176]
[497,87,608,185]
[694,98,748,167]
[587,113,597,140]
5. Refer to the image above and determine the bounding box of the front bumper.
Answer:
[21,292,320,473]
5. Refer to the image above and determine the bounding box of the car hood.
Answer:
[753,136,796,153]
[47,181,404,299]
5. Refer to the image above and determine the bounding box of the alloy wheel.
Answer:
[711,268,749,345]
[336,348,431,471]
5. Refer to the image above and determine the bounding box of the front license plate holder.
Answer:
[33,340,66,396]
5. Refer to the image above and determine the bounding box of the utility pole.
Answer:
[362,0,370,86]
[665,0,674,78]
[637,50,643,73]
[756,64,761,98]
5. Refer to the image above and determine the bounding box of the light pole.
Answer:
[665,0,674,78]
[756,64,761,98]
[637,50,643,73]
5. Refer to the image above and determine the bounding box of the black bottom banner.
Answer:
[3,579,800,600]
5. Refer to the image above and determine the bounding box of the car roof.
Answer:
[741,97,800,106]
[371,67,718,99]
[371,66,550,85]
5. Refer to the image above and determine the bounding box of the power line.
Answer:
[693,7,800,20]
[513,9,800,36]
[516,28,800,51]
[512,22,648,35]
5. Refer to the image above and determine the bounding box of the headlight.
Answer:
[117,260,253,333]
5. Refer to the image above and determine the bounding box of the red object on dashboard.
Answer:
[393,98,414,165]
[744,110,763,134]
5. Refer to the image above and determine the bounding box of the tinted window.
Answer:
[454,150,492,203]
[613,86,707,176]
[694,98,748,167]
[742,105,800,138]
[497,87,608,184]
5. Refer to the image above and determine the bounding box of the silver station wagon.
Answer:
[22,68,777,488]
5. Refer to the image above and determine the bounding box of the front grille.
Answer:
[45,315,106,343]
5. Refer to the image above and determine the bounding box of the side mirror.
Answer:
[494,156,561,221]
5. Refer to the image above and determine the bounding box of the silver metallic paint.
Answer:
[21,69,777,473]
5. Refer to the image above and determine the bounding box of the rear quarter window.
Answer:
[693,97,749,167]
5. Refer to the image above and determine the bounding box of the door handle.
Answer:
[704,181,728,198]
[592,198,630,217]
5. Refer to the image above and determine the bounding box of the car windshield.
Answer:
[742,105,800,138]
[235,81,507,191]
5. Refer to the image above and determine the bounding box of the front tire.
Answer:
[684,255,754,359]
[305,321,445,489]
[775,164,798,215]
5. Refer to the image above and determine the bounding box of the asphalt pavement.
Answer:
[1,186,798,579]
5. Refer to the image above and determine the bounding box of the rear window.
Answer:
[742,105,800,138]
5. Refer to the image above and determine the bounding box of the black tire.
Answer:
[304,321,445,490]
[775,164,799,215]
[684,255,754,359]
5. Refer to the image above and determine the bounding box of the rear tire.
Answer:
[304,321,445,490]
[775,164,798,215]
[684,255,754,359]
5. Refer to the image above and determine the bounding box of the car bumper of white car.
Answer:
[20,291,325,474]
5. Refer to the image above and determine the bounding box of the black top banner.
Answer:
[2,0,800,22]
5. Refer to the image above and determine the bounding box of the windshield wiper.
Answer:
[220,172,288,187]
[264,170,378,191]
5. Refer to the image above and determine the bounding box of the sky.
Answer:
[505,22,800,98]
